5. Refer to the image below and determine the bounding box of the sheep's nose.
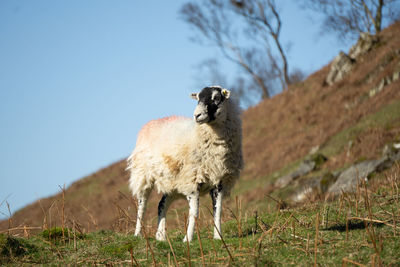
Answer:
[194,113,208,123]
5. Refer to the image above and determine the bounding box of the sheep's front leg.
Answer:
[183,191,199,242]
[156,194,173,241]
[134,190,150,237]
[210,184,224,239]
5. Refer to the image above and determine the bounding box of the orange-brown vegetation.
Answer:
[1,22,400,235]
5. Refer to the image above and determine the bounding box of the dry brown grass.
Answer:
[1,164,400,265]
[242,22,400,180]
[2,22,400,235]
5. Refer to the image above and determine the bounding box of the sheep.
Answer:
[127,86,243,242]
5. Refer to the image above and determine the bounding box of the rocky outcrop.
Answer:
[275,160,316,188]
[325,52,355,86]
[327,157,392,196]
[326,33,379,86]
[326,143,400,197]
[287,143,400,202]
[348,32,379,59]
[292,172,338,202]
[275,153,327,188]
[369,61,400,97]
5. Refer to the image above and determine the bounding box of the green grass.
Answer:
[320,99,400,157]
[2,174,400,266]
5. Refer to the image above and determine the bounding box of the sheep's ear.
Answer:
[222,89,231,99]
[190,93,199,100]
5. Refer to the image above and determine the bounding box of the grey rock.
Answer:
[308,145,320,155]
[326,33,378,86]
[382,143,400,158]
[327,157,392,195]
[369,78,386,97]
[293,172,338,202]
[296,160,317,176]
[326,52,354,86]
[393,71,400,82]
[292,176,321,202]
[348,32,379,59]
[275,173,298,188]
[390,150,400,162]
[275,160,316,188]
[383,144,393,157]
[369,58,400,97]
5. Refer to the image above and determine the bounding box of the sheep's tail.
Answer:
[126,153,134,171]
[127,154,152,197]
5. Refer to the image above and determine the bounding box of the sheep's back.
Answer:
[128,116,197,195]
[135,116,194,150]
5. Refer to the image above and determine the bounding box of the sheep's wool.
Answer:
[127,99,243,197]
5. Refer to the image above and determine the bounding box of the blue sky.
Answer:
[0,0,350,218]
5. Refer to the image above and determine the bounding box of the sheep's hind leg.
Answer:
[134,189,151,237]
[183,191,199,242]
[210,184,224,239]
[156,194,173,241]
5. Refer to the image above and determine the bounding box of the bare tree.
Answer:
[231,0,291,88]
[194,57,278,107]
[303,0,400,41]
[180,0,292,100]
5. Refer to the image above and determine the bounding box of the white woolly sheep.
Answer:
[127,86,243,242]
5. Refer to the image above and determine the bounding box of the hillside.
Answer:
[2,177,399,265]
[1,22,400,236]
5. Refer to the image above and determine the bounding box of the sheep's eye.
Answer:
[213,94,221,104]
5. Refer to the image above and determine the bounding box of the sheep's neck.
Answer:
[196,117,241,149]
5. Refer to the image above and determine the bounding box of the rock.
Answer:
[391,151,400,162]
[383,143,398,157]
[384,143,400,162]
[346,140,354,157]
[393,70,400,82]
[308,145,320,155]
[369,69,400,97]
[275,154,327,188]
[275,172,298,188]
[392,62,400,82]
[327,157,392,196]
[369,78,386,97]
[326,52,355,86]
[293,172,338,202]
[326,33,379,86]
[275,161,316,188]
[295,160,316,177]
[348,32,379,59]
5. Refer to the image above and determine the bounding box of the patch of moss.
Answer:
[41,227,85,244]
[319,172,337,193]
[355,156,367,163]
[101,240,140,259]
[309,153,328,168]
[0,234,37,262]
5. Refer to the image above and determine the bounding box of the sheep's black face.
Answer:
[191,86,230,124]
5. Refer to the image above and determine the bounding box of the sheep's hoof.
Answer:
[182,236,192,243]
[213,234,222,240]
[134,232,142,238]
[155,231,166,241]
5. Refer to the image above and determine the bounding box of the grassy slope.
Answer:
[1,22,400,265]
[1,166,400,266]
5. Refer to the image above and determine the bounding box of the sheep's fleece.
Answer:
[127,86,243,242]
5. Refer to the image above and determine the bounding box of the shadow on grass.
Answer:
[226,218,271,238]
[324,219,384,232]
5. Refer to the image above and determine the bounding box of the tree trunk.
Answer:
[273,34,290,87]
[374,0,384,33]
